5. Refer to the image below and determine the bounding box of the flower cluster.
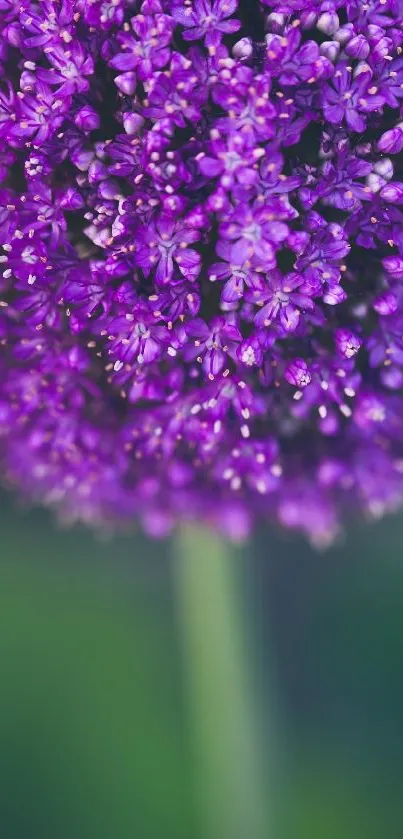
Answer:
[1,0,403,544]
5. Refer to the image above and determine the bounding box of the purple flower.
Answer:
[3,0,403,543]
[134,214,201,284]
[237,333,268,368]
[367,314,403,368]
[295,221,350,303]
[148,281,200,322]
[371,56,403,109]
[299,144,373,212]
[266,28,333,87]
[255,153,301,205]
[0,235,49,286]
[346,196,403,250]
[219,203,289,269]
[144,146,192,193]
[14,278,61,329]
[19,182,79,247]
[197,130,264,190]
[321,63,385,132]
[12,83,69,144]
[209,240,266,305]
[60,266,112,321]
[171,0,240,47]
[142,53,206,129]
[251,271,316,333]
[110,3,174,80]
[20,1,75,48]
[183,315,241,378]
[346,0,402,30]
[104,300,174,378]
[214,73,276,144]
[83,0,126,29]
[37,42,94,96]
[0,83,16,141]
[216,437,280,495]
[291,357,362,437]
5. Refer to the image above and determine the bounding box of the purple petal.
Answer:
[155,253,174,284]
[176,249,201,281]
[222,276,244,302]
[345,109,366,133]
[110,54,138,71]
[198,156,223,178]
[280,305,300,332]
[218,20,241,34]
[203,348,225,378]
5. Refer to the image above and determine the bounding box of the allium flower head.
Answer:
[2,0,403,545]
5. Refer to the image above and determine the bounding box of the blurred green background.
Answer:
[0,490,402,839]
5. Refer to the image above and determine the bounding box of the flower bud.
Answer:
[5,23,21,47]
[380,182,403,204]
[238,338,263,368]
[345,34,370,59]
[98,179,120,200]
[335,329,362,358]
[300,11,317,29]
[317,12,339,35]
[59,188,84,211]
[382,256,403,278]
[320,41,340,62]
[161,194,187,215]
[186,205,208,229]
[123,113,144,135]
[114,72,137,95]
[373,157,393,179]
[373,291,398,316]
[355,142,371,157]
[206,189,230,214]
[334,23,354,44]
[71,148,94,172]
[88,159,108,183]
[287,230,310,254]
[84,224,111,248]
[232,37,253,60]
[285,358,312,388]
[265,13,285,33]
[367,173,386,193]
[324,285,347,305]
[19,70,36,91]
[75,106,100,132]
[381,366,403,390]
[377,125,403,155]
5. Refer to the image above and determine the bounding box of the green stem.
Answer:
[175,526,267,839]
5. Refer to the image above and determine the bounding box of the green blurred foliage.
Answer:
[0,497,195,839]
[1,493,403,839]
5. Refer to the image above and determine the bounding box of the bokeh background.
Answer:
[0,490,402,839]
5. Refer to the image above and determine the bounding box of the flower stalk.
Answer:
[174,527,267,839]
